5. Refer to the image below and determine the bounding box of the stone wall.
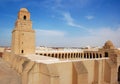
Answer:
[2,51,119,84]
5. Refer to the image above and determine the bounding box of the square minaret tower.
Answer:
[11,8,35,55]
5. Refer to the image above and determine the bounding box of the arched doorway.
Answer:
[118,66,120,83]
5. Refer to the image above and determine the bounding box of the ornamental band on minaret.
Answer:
[11,8,35,55]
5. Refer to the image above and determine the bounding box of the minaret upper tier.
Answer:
[14,8,33,31]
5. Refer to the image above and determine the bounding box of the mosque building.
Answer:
[2,8,120,84]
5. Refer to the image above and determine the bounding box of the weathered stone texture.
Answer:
[0,58,21,84]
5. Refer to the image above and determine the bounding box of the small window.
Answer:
[100,54,102,58]
[23,15,26,20]
[21,50,24,54]
[105,52,108,57]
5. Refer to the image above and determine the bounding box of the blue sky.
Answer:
[0,0,120,47]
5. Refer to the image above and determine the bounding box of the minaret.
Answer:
[11,8,35,55]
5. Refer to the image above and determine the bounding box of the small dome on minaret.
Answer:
[18,8,30,20]
[20,8,28,12]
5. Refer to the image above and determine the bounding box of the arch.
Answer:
[59,53,61,58]
[39,53,42,55]
[62,53,64,58]
[23,15,27,20]
[93,53,95,58]
[44,53,47,56]
[84,53,86,58]
[65,53,67,58]
[74,53,76,58]
[71,53,73,58]
[68,53,70,58]
[55,54,57,58]
[52,53,54,57]
[76,53,78,58]
[48,53,50,56]
[90,53,92,58]
[96,53,98,58]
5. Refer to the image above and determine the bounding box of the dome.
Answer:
[103,40,115,49]
[105,40,114,46]
[20,8,28,12]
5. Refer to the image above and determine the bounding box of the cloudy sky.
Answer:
[0,0,120,47]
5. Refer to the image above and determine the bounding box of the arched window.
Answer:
[23,15,26,20]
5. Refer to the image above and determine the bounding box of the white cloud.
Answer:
[35,29,65,37]
[2,27,119,47]
[35,28,120,48]
[35,29,66,46]
[62,12,88,30]
[62,12,93,33]
[85,15,94,20]
[67,27,117,47]
[90,27,120,41]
